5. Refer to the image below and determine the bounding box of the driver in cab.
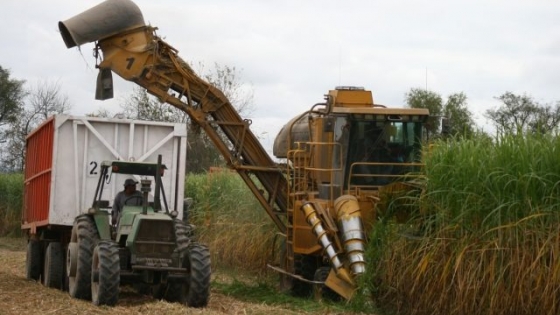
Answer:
[111,178,143,225]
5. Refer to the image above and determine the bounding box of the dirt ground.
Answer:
[0,237,358,315]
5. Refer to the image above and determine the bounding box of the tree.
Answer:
[405,88,477,139]
[1,80,72,172]
[118,63,255,173]
[0,66,25,134]
[485,92,560,135]
[442,92,475,138]
[120,86,188,123]
[199,62,255,116]
[405,88,443,139]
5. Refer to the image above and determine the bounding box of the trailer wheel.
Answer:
[91,241,120,306]
[43,242,63,289]
[26,240,42,281]
[312,267,341,301]
[159,243,211,307]
[68,215,99,300]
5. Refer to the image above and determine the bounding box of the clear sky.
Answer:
[2,0,559,154]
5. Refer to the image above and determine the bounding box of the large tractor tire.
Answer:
[43,242,64,289]
[26,240,42,281]
[91,241,120,306]
[173,218,195,252]
[67,215,99,300]
[158,243,211,308]
[312,266,341,301]
[182,243,211,307]
[156,220,209,307]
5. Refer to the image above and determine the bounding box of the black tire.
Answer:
[68,215,99,300]
[91,241,120,306]
[313,266,341,301]
[43,242,63,289]
[173,219,195,252]
[291,254,319,297]
[133,283,153,295]
[26,240,42,281]
[159,243,211,308]
[183,243,211,307]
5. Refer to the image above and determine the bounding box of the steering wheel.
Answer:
[124,195,143,206]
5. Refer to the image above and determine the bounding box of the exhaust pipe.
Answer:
[334,195,366,276]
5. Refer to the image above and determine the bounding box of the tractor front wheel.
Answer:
[183,243,211,307]
[158,243,211,307]
[91,241,120,306]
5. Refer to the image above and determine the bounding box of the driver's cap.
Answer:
[124,178,138,187]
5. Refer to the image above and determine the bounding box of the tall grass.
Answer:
[186,171,280,276]
[366,133,560,315]
[0,173,24,237]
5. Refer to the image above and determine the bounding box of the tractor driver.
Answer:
[111,178,143,226]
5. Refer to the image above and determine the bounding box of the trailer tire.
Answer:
[68,215,99,300]
[312,267,341,301]
[43,242,64,289]
[91,241,120,306]
[26,240,42,281]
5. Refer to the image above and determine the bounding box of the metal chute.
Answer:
[58,0,145,48]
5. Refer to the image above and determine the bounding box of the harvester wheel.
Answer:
[91,241,120,306]
[159,243,211,308]
[26,239,42,281]
[312,267,341,301]
[68,215,99,300]
[291,254,318,297]
[43,242,64,289]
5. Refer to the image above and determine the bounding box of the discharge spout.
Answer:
[334,195,366,276]
[58,0,145,48]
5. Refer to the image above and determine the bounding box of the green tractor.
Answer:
[66,156,210,307]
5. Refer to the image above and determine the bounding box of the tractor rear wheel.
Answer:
[173,219,195,252]
[43,242,63,289]
[91,241,120,306]
[68,215,99,300]
[26,240,42,281]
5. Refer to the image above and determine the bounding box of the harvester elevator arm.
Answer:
[59,0,287,232]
